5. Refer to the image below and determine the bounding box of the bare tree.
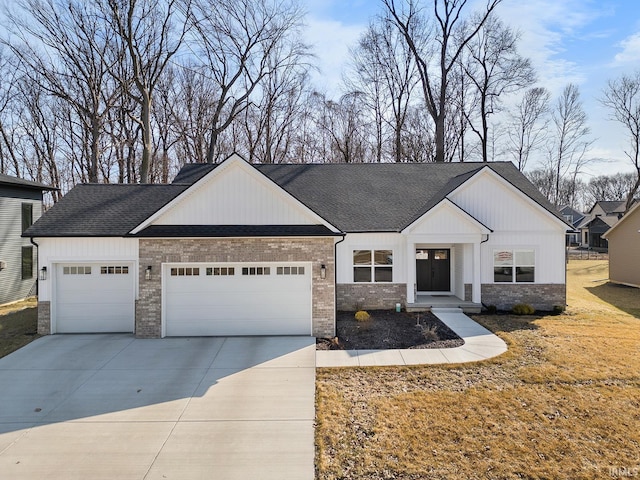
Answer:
[104,0,190,183]
[460,14,535,162]
[547,84,593,206]
[186,0,308,164]
[4,0,123,182]
[382,0,502,162]
[505,87,550,171]
[601,71,640,211]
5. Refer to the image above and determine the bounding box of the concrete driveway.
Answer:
[0,334,316,480]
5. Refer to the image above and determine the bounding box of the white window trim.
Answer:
[352,249,394,283]
[493,248,536,284]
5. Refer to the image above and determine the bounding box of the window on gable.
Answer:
[493,250,535,283]
[21,203,33,233]
[353,250,393,283]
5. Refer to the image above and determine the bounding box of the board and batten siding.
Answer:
[155,162,317,226]
[0,186,42,305]
[36,237,139,302]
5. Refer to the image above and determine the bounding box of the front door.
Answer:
[416,249,450,292]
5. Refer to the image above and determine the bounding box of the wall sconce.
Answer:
[0,261,6,271]
[39,266,47,281]
[145,265,152,280]
[320,264,326,279]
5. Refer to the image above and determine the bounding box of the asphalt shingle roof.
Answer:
[0,173,56,191]
[25,160,566,237]
[24,184,188,237]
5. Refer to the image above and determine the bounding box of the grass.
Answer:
[315,260,640,479]
[0,297,39,359]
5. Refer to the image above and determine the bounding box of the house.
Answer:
[602,201,640,288]
[577,201,626,250]
[24,154,569,338]
[0,174,56,305]
[558,205,584,246]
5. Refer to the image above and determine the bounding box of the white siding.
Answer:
[450,170,562,233]
[155,162,317,226]
[336,233,405,283]
[453,244,465,298]
[37,237,139,301]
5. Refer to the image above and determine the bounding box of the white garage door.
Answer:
[164,263,312,336]
[55,263,135,333]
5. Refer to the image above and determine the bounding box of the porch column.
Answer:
[406,239,415,304]
[472,241,481,303]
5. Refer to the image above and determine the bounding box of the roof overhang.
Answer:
[129,224,344,238]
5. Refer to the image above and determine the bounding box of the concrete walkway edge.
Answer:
[315,308,507,367]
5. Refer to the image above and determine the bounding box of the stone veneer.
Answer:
[481,284,566,311]
[37,301,51,335]
[336,283,406,311]
[464,284,472,302]
[136,237,336,338]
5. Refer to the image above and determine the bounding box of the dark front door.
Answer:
[416,249,451,292]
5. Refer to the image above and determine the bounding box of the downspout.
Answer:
[30,237,39,296]
[480,233,490,310]
[332,234,346,338]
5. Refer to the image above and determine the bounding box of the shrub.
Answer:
[420,324,439,342]
[512,303,535,315]
[485,304,497,314]
[553,305,566,314]
[354,310,371,322]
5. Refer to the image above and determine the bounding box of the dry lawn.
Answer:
[316,260,640,479]
[0,297,39,358]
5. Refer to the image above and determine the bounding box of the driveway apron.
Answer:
[0,334,316,480]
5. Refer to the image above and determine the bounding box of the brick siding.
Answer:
[37,300,50,335]
[137,238,335,338]
[336,283,406,311]
[481,284,566,311]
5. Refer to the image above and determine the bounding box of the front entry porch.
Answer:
[406,294,482,314]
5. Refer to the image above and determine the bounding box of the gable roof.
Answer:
[0,173,57,191]
[589,200,626,215]
[24,157,566,237]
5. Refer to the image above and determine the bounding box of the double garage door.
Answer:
[164,263,312,336]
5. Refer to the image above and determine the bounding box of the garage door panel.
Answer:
[164,263,312,336]
[55,263,135,333]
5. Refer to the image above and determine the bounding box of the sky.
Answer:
[302,0,640,179]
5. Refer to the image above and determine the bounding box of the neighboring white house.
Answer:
[24,154,569,339]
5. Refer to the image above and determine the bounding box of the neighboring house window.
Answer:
[353,250,393,282]
[493,250,535,283]
[21,203,33,232]
[21,246,33,279]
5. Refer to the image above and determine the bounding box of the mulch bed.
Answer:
[316,310,464,350]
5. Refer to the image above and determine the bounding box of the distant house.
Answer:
[577,201,627,251]
[558,205,584,246]
[0,174,56,305]
[602,201,640,288]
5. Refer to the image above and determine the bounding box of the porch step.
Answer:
[406,302,482,314]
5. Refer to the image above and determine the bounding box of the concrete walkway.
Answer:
[316,308,507,367]
[0,335,316,480]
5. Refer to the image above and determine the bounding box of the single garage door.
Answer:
[55,263,135,333]
[164,263,312,336]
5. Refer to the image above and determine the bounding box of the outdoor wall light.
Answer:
[145,265,152,280]
[39,266,47,281]
[320,264,326,279]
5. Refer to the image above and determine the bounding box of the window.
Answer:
[21,246,33,280]
[353,249,393,283]
[242,266,271,275]
[494,250,535,283]
[206,267,235,276]
[276,266,305,275]
[100,266,129,274]
[21,203,33,233]
[63,266,91,275]
[170,267,200,276]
